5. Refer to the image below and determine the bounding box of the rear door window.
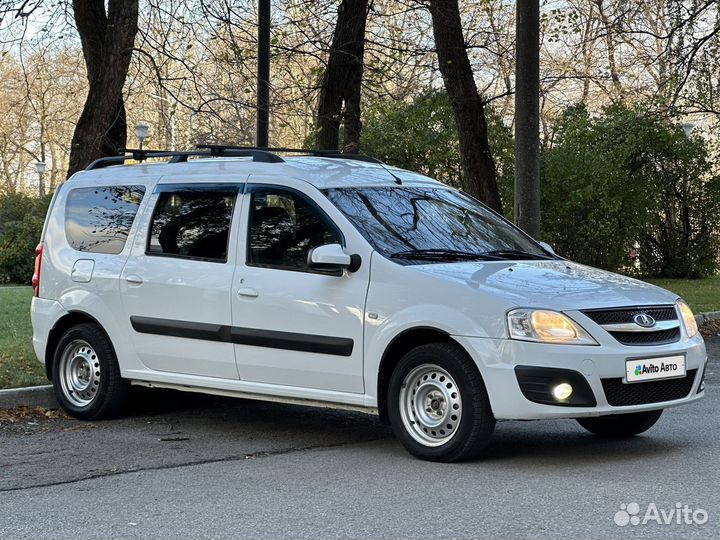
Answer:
[147,188,238,262]
[65,185,146,254]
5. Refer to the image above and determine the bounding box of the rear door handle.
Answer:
[125,275,143,285]
[237,287,259,298]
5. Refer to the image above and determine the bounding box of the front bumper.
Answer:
[453,334,706,420]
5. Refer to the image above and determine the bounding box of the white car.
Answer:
[30,147,707,462]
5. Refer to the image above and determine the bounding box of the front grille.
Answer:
[609,327,681,346]
[582,306,677,325]
[602,370,697,406]
[581,305,681,346]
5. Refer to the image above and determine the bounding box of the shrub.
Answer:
[0,193,50,284]
[542,104,720,278]
[360,91,515,217]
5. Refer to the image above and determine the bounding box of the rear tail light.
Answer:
[32,243,43,297]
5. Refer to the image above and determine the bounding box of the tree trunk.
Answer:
[101,97,128,156]
[342,58,364,153]
[427,0,503,214]
[66,0,139,178]
[514,0,541,238]
[316,0,369,152]
[580,2,595,103]
[594,0,623,100]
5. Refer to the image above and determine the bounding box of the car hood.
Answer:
[411,260,678,311]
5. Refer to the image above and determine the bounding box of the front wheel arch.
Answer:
[386,341,496,461]
[377,327,468,424]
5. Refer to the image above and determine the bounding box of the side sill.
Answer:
[129,379,379,415]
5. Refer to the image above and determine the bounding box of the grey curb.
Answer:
[0,385,56,409]
[696,311,720,325]
[2,310,720,409]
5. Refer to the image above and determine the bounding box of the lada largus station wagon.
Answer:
[30,146,707,462]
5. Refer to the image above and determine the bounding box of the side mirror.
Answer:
[308,244,361,273]
[538,241,556,255]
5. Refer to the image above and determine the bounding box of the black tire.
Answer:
[577,409,663,437]
[387,342,496,462]
[51,322,129,420]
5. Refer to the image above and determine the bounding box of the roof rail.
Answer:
[195,145,401,183]
[197,144,332,156]
[196,145,384,164]
[83,145,384,171]
[84,147,285,171]
[193,145,285,162]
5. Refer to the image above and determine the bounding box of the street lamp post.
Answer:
[257,0,270,148]
[148,93,177,150]
[134,124,150,149]
[35,161,46,198]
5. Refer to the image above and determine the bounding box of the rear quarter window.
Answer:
[65,185,146,254]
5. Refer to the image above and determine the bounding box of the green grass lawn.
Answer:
[644,276,720,313]
[0,287,46,389]
[0,276,718,390]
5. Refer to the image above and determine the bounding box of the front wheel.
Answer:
[387,342,496,462]
[52,323,129,420]
[577,410,663,437]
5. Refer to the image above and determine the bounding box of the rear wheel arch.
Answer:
[45,311,107,380]
[377,327,461,424]
[51,320,129,419]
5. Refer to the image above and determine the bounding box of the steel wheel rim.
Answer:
[59,339,100,407]
[399,364,462,447]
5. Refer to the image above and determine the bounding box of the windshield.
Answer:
[324,186,552,263]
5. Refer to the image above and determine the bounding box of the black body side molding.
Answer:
[130,316,354,357]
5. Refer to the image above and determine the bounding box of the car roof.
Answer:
[68,156,447,190]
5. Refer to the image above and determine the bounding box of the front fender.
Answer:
[362,253,511,406]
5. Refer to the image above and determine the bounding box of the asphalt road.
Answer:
[1,339,718,540]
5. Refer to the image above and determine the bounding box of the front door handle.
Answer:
[237,287,259,298]
[125,275,144,285]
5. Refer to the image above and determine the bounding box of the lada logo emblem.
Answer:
[633,313,656,328]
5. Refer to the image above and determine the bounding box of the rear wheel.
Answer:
[387,342,495,462]
[52,323,129,420]
[577,410,663,437]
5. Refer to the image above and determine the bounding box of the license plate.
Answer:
[625,355,686,383]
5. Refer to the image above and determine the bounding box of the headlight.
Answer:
[677,299,699,338]
[507,309,598,345]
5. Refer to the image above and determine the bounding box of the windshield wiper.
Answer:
[481,249,555,260]
[390,249,503,261]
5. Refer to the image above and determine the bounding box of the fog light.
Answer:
[552,383,573,401]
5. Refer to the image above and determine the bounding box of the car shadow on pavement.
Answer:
[120,386,393,441]
[124,387,230,415]
[473,418,691,466]
[27,384,697,470]
[122,388,682,466]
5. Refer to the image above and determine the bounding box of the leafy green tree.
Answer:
[0,193,50,284]
[635,130,720,279]
[360,91,515,217]
[543,104,720,278]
